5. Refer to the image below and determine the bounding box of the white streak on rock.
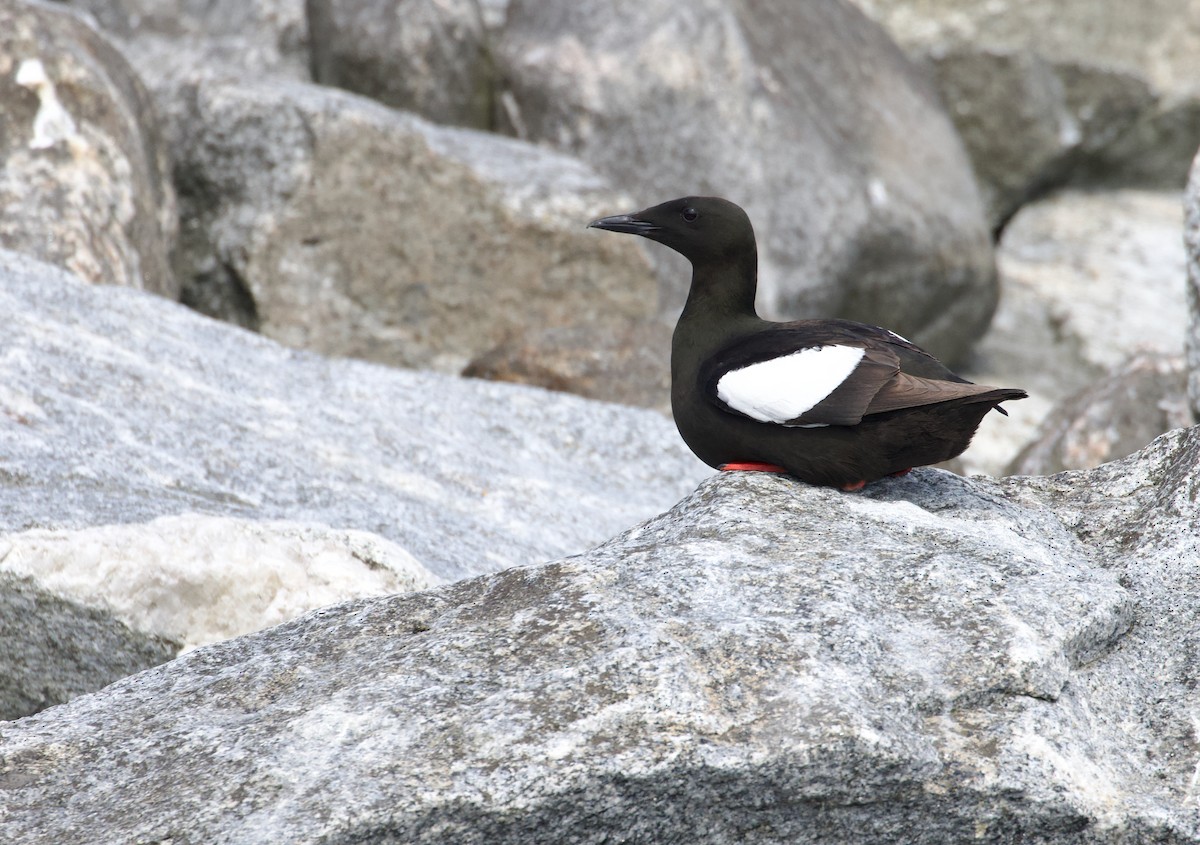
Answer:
[15,59,78,149]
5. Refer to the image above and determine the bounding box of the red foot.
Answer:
[839,480,868,492]
[888,467,913,478]
[719,461,789,473]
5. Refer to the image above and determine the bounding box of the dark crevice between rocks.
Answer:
[177,257,260,332]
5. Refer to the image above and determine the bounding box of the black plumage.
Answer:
[589,196,1026,490]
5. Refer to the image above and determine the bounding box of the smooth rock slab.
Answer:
[0,249,706,584]
[11,451,1200,842]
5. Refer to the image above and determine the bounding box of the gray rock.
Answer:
[1187,151,1200,419]
[463,320,673,414]
[170,76,659,373]
[962,188,1188,474]
[0,572,177,721]
[1007,354,1192,476]
[5,426,1200,841]
[858,0,1200,229]
[495,0,996,365]
[307,0,493,128]
[0,514,441,653]
[0,249,706,585]
[62,0,309,81]
[0,0,176,294]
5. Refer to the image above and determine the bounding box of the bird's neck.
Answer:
[680,251,760,324]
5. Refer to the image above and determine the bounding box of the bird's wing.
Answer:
[699,324,1000,427]
[699,327,900,427]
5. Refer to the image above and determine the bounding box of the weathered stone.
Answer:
[463,320,673,414]
[0,0,176,294]
[1187,150,1200,419]
[962,189,1188,474]
[170,77,658,372]
[1007,354,1192,476]
[495,0,996,365]
[306,0,493,128]
[62,0,309,81]
[0,514,440,653]
[0,572,177,722]
[0,249,706,586]
[858,0,1200,228]
[4,426,1200,841]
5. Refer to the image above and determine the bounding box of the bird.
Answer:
[589,196,1027,491]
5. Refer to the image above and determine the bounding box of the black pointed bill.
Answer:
[587,214,661,237]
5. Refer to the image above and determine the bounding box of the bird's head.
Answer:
[588,196,755,266]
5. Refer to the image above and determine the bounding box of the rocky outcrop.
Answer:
[1007,354,1192,476]
[859,0,1200,229]
[494,0,996,364]
[3,426,1199,842]
[0,0,176,293]
[0,250,707,717]
[170,77,657,372]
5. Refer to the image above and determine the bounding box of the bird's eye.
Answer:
[682,207,699,222]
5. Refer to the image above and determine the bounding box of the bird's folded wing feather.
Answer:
[700,328,1005,427]
[700,332,901,427]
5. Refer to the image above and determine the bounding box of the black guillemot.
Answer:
[589,196,1027,491]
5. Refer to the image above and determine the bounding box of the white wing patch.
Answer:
[716,345,865,424]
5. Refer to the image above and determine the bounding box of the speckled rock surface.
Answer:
[3,425,1200,842]
[0,0,176,294]
[171,77,657,372]
[1008,354,1192,476]
[0,248,705,717]
[0,248,705,580]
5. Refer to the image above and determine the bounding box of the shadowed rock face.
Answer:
[0,573,178,721]
[2,421,1199,842]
